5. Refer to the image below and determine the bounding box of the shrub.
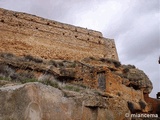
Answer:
[123,67,129,73]
[41,79,59,88]
[0,76,3,80]
[0,76,10,81]
[63,61,76,68]
[21,78,37,83]
[0,64,7,74]
[57,61,64,67]
[63,85,80,92]
[126,65,136,69]
[24,55,43,63]
[0,64,14,77]
[48,60,64,68]
[100,58,121,67]
[0,52,15,59]
[74,82,87,89]
[112,60,121,68]
[10,71,35,83]
[48,60,58,67]
[59,69,75,78]
[69,62,76,68]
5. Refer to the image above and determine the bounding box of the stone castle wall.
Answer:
[0,8,118,61]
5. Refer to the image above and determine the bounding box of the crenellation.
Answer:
[0,8,119,61]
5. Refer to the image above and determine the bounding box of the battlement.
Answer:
[0,8,119,61]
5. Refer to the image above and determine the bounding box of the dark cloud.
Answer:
[0,0,96,24]
[0,0,159,98]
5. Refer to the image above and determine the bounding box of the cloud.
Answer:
[0,0,159,98]
[118,12,159,62]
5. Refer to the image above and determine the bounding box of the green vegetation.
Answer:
[0,76,10,81]
[0,75,37,85]
[74,83,88,89]
[21,78,37,83]
[41,79,59,88]
[10,71,36,83]
[63,85,80,92]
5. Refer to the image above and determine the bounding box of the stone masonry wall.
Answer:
[0,8,118,61]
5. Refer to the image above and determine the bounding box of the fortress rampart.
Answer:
[0,8,118,61]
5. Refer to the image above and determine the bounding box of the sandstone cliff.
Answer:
[0,8,159,120]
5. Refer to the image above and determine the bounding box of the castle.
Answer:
[0,8,118,61]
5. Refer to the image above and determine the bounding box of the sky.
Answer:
[0,0,159,98]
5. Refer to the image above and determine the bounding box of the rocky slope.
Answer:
[0,53,159,120]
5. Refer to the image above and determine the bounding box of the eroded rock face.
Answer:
[0,53,153,95]
[81,57,153,94]
[121,65,153,94]
[0,53,155,119]
[0,82,130,120]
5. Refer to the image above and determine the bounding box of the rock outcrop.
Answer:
[0,82,129,120]
[0,53,157,120]
[0,53,153,95]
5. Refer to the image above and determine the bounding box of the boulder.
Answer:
[121,65,153,94]
[0,82,129,120]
